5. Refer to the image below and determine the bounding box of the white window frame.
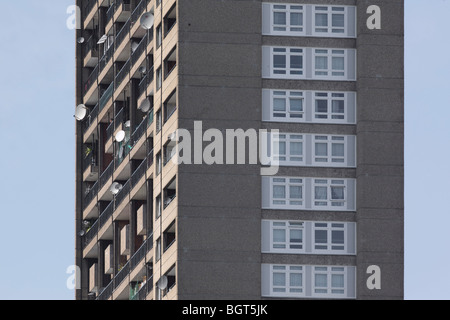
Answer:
[313,6,347,36]
[270,90,305,121]
[313,222,347,254]
[271,4,305,36]
[272,133,305,166]
[270,177,305,209]
[271,47,304,78]
[270,221,305,253]
[270,265,304,297]
[313,135,347,166]
[314,49,347,80]
[313,179,347,210]
[313,91,347,122]
[313,266,347,298]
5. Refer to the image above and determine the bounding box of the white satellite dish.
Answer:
[77,37,85,44]
[110,182,123,195]
[168,132,176,141]
[74,104,88,121]
[115,130,126,142]
[131,41,139,53]
[124,120,131,128]
[138,99,151,113]
[138,66,146,74]
[97,34,108,44]
[140,13,154,30]
[78,230,86,237]
[157,276,168,290]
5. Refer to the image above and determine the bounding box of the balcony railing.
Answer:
[99,161,114,190]
[83,65,98,95]
[138,66,154,98]
[147,148,154,169]
[137,277,153,300]
[106,121,114,141]
[99,82,114,112]
[131,0,148,24]
[114,261,130,290]
[114,180,130,209]
[83,181,99,210]
[130,117,147,149]
[84,0,97,20]
[99,200,114,230]
[83,152,96,172]
[82,219,99,248]
[99,44,114,75]
[106,5,115,25]
[115,19,131,51]
[130,237,149,270]
[115,59,130,90]
[82,35,98,60]
[115,107,124,131]
[82,104,98,135]
[131,34,147,67]
[97,280,113,301]
[131,159,147,190]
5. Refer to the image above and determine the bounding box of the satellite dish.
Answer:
[77,37,85,44]
[140,13,154,30]
[138,66,146,74]
[131,41,139,53]
[124,120,131,128]
[168,132,176,141]
[157,276,168,290]
[110,182,123,195]
[138,99,151,113]
[115,130,126,142]
[78,230,86,237]
[74,104,88,121]
[97,34,108,44]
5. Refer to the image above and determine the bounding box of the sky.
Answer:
[0,0,448,300]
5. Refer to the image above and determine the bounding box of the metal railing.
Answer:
[99,44,114,75]
[97,281,113,301]
[130,117,147,149]
[115,59,130,90]
[82,103,98,134]
[131,159,147,190]
[83,152,96,172]
[106,5,115,25]
[114,180,130,209]
[131,34,147,67]
[83,65,98,95]
[138,66,154,98]
[147,148,154,168]
[82,219,98,248]
[84,0,97,20]
[106,121,114,141]
[115,19,131,50]
[99,200,114,230]
[130,238,148,270]
[131,0,148,24]
[83,181,99,211]
[115,108,124,130]
[114,261,130,290]
[99,82,114,112]
[82,35,97,60]
[99,161,114,190]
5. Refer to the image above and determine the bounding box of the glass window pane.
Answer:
[290,142,303,156]
[332,57,344,71]
[315,186,327,200]
[274,98,286,111]
[315,230,327,244]
[315,143,328,156]
[290,55,303,69]
[290,98,303,112]
[290,229,302,243]
[315,56,328,70]
[273,229,286,243]
[290,186,302,199]
[315,274,327,287]
[290,13,303,26]
[332,274,344,288]
[273,185,286,199]
[331,186,344,200]
[273,273,286,286]
[315,13,328,27]
[332,14,345,27]
[274,12,286,25]
[332,143,344,157]
[332,100,345,113]
[332,230,345,244]
[290,273,302,287]
[316,100,328,113]
[274,55,286,69]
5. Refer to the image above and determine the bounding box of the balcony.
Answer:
[83,65,98,97]
[138,66,154,99]
[99,43,115,80]
[114,0,131,23]
[163,178,176,210]
[131,34,148,68]
[115,19,131,54]
[115,59,130,90]
[83,35,98,67]
[82,219,99,249]
[83,181,98,211]
[163,90,177,124]
[83,0,98,29]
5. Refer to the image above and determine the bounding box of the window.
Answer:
[155,194,162,219]
[271,265,304,296]
[314,49,345,78]
[271,178,304,209]
[271,91,304,120]
[156,67,162,90]
[314,135,346,165]
[271,4,304,34]
[262,4,356,38]
[313,179,346,209]
[314,6,346,35]
[271,221,304,252]
[272,47,303,77]
[314,92,346,121]
[156,24,162,48]
[272,134,304,165]
[314,266,346,297]
[314,222,346,253]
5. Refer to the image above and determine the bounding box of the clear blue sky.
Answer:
[0,0,448,300]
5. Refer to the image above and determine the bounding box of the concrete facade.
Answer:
[75,0,403,300]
